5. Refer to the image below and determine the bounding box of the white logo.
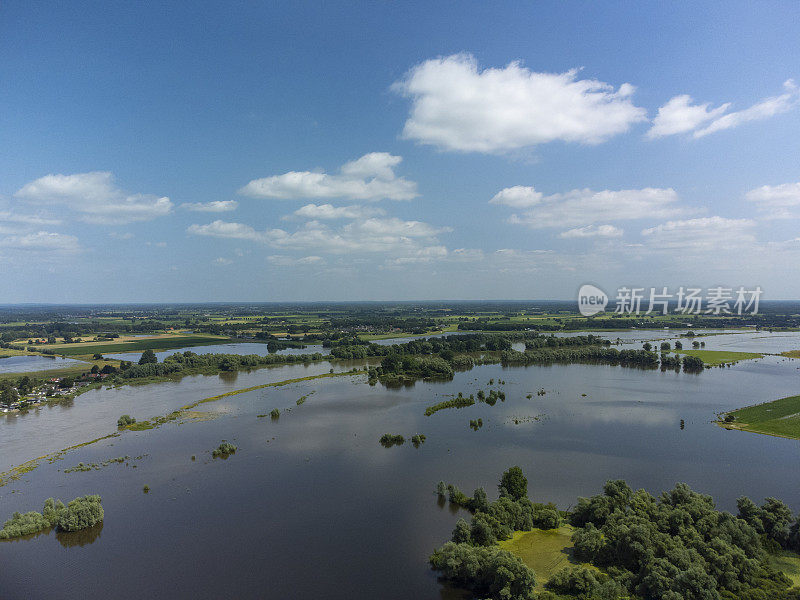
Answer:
[578,284,608,316]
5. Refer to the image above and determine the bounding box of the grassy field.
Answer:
[769,551,800,587]
[720,394,800,440]
[782,350,800,359]
[674,349,763,366]
[42,334,232,356]
[497,526,583,583]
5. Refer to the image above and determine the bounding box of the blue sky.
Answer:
[2,1,799,302]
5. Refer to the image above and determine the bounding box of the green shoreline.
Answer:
[718,394,800,440]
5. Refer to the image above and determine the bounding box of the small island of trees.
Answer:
[0,495,104,540]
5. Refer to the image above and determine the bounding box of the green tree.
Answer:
[138,349,157,364]
[499,466,528,501]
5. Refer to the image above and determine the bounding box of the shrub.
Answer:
[117,414,136,427]
[212,441,237,457]
[379,433,405,447]
[56,495,104,532]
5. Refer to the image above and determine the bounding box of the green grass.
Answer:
[674,349,762,366]
[497,526,585,583]
[46,334,231,356]
[720,394,800,440]
[769,550,800,587]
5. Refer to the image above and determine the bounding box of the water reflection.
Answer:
[56,522,103,548]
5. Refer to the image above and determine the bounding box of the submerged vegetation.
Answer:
[117,414,136,427]
[430,468,800,600]
[0,495,104,539]
[425,393,475,416]
[211,441,237,457]
[379,433,405,447]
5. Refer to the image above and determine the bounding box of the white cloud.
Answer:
[181,200,238,212]
[238,152,418,201]
[188,216,449,256]
[392,53,647,153]
[267,255,325,266]
[641,216,755,250]
[650,81,799,139]
[694,80,798,138]
[647,95,730,139]
[0,231,80,252]
[496,187,685,229]
[745,182,800,219]
[109,231,134,240]
[0,210,60,226]
[16,172,172,224]
[213,257,233,266]
[489,186,543,208]
[559,224,623,238]
[290,203,385,220]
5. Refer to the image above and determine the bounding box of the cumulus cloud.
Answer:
[0,231,80,252]
[495,187,685,229]
[489,186,543,208]
[238,152,418,201]
[641,216,755,250]
[392,53,647,153]
[181,200,238,212]
[15,172,172,224]
[647,95,730,138]
[650,81,799,139]
[559,224,623,238]
[290,203,385,220]
[213,257,233,266]
[745,182,800,219]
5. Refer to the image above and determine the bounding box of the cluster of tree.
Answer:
[470,418,484,430]
[0,495,104,539]
[425,393,475,416]
[501,347,661,368]
[431,467,563,599]
[116,350,327,380]
[501,346,705,372]
[566,481,800,599]
[478,389,506,405]
[375,355,455,384]
[211,441,237,457]
[117,414,136,427]
[379,433,405,447]
[411,433,426,447]
[430,470,800,600]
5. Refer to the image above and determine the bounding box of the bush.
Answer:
[57,495,104,532]
[211,441,237,457]
[379,433,405,447]
[117,414,136,427]
[429,542,536,600]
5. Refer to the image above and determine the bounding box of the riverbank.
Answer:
[718,393,800,440]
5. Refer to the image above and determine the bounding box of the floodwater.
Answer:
[0,355,87,374]
[1,330,800,600]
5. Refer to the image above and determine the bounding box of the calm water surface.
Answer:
[1,331,799,599]
[0,355,87,374]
